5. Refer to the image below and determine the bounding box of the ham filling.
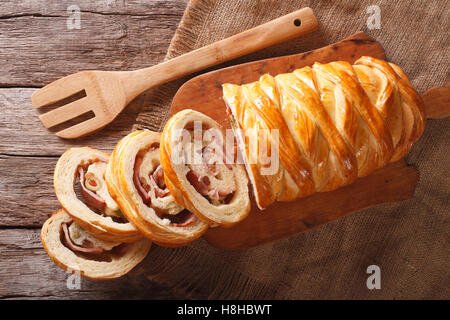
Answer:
[78,166,106,212]
[77,164,127,224]
[62,222,104,255]
[133,153,171,204]
[149,165,170,198]
[133,150,195,227]
[184,126,236,205]
[133,155,152,205]
[61,222,130,261]
[159,210,196,227]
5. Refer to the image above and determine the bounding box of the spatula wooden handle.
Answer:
[120,7,318,102]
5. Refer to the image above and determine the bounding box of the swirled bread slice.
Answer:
[105,130,208,247]
[41,209,150,280]
[161,109,250,227]
[54,147,142,242]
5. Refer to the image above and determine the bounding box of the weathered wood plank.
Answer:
[0,0,188,87]
[0,155,59,226]
[0,88,145,156]
[0,228,182,299]
[0,0,189,16]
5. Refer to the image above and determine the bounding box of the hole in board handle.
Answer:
[293,19,301,27]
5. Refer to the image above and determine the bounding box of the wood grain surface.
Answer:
[0,0,188,300]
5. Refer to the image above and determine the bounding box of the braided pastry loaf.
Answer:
[222,56,426,209]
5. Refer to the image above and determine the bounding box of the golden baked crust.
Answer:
[41,209,151,280]
[161,110,250,227]
[54,147,142,242]
[223,56,426,209]
[105,130,208,247]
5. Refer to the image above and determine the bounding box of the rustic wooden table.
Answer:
[0,0,189,299]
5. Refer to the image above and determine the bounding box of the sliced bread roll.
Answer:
[41,209,151,280]
[54,147,142,242]
[105,130,208,247]
[160,109,250,227]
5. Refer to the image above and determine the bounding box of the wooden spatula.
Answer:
[31,7,318,139]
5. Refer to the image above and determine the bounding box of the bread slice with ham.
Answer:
[41,209,151,280]
[54,147,142,243]
[105,130,208,247]
[160,109,250,227]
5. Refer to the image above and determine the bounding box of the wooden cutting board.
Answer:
[170,32,449,250]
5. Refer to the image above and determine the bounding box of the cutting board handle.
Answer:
[120,7,318,102]
[422,82,450,119]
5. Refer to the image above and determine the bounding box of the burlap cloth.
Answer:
[133,0,449,299]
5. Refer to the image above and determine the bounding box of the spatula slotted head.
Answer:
[31,71,127,139]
